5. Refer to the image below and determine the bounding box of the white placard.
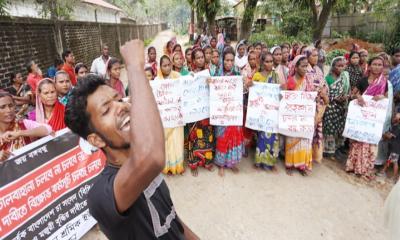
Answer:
[150,79,184,128]
[343,96,388,144]
[245,82,280,133]
[181,70,210,123]
[209,76,243,126]
[278,90,317,139]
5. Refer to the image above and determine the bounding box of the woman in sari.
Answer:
[164,40,174,56]
[156,55,185,175]
[203,45,213,69]
[185,48,215,176]
[304,47,329,164]
[346,57,388,180]
[359,49,369,76]
[235,40,248,71]
[345,51,363,91]
[171,52,190,76]
[323,57,350,158]
[185,48,193,72]
[285,55,314,176]
[271,46,289,87]
[0,92,52,161]
[106,58,125,97]
[241,51,259,155]
[146,46,158,75]
[211,48,244,177]
[247,52,280,171]
[209,49,219,76]
[172,44,184,58]
[28,78,66,131]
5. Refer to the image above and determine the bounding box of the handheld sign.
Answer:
[150,79,185,128]
[181,70,210,123]
[245,83,280,133]
[209,76,243,126]
[278,91,317,139]
[343,96,388,144]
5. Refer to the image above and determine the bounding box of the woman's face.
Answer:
[333,59,345,76]
[238,45,245,57]
[248,53,257,68]
[149,49,157,62]
[308,50,319,66]
[263,55,274,72]
[370,59,384,76]
[255,45,262,54]
[77,66,88,78]
[211,51,219,65]
[174,46,181,54]
[223,53,234,72]
[161,58,172,76]
[0,96,15,124]
[110,62,121,79]
[194,51,205,69]
[296,59,309,77]
[145,70,153,81]
[173,54,183,69]
[360,52,368,64]
[248,46,255,52]
[272,48,282,65]
[281,48,289,63]
[204,48,212,63]
[14,73,24,84]
[168,42,174,52]
[350,54,360,66]
[39,83,57,107]
[186,50,192,64]
[210,39,217,48]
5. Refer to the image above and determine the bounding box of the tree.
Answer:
[239,0,258,40]
[35,0,77,20]
[0,0,10,16]
[197,0,221,36]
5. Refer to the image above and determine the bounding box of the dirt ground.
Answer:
[82,30,391,240]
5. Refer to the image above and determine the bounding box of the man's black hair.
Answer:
[54,58,64,67]
[65,74,106,139]
[62,50,72,62]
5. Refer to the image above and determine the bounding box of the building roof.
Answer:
[233,0,243,8]
[82,0,122,11]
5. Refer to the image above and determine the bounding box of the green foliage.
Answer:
[280,10,312,38]
[326,49,347,66]
[37,0,78,20]
[384,5,400,54]
[249,26,311,47]
[144,38,153,47]
[0,0,10,16]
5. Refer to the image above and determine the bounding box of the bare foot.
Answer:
[285,168,293,176]
[205,164,215,172]
[218,167,225,177]
[231,166,240,174]
[191,168,198,177]
[299,169,308,177]
[270,166,278,174]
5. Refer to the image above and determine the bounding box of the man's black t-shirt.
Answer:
[88,165,185,240]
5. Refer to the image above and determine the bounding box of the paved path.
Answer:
[82,30,391,240]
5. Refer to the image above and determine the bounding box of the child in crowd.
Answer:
[379,113,400,183]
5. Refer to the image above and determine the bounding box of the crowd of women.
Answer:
[1,34,400,183]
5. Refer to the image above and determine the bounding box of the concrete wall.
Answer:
[0,17,167,88]
[323,12,388,38]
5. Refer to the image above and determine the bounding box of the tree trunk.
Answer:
[207,18,216,37]
[195,7,203,35]
[239,0,258,40]
[190,7,194,42]
[311,0,336,41]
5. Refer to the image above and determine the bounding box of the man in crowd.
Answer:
[61,50,77,86]
[65,40,199,240]
[54,70,72,106]
[91,44,111,77]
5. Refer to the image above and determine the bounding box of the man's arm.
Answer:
[113,40,165,213]
[181,221,200,240]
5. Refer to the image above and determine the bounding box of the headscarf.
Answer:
[269,46,280,55]
[32,78,66,131]
[364,73,387,96]
[327,56,350,94]
[326,56,345,86]
[235,40,248,69]
[303,46,316,59]
[287,54,307,90]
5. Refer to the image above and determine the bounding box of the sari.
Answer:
[108,79,125,98]
[345,64,363,90]
[390,64,400,94]
[252,71,280,168]
[323,58,350,154]
[241,63,258,150]
[285,55,313,170]
[156,70,185,175]
[213,66,244,168]
[29,80,66,131]
[305,63,329,163]
[346,74,388,178]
